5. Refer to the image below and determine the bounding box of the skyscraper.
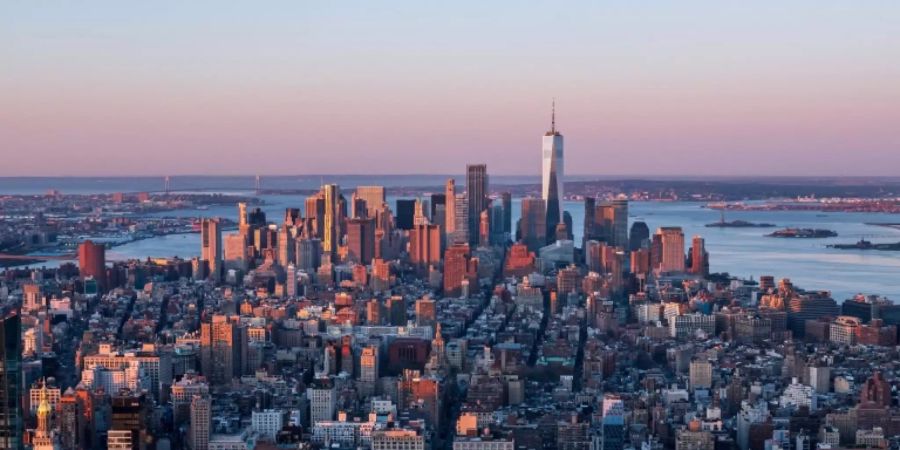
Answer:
[346,218,376,265]
[689,235,709,276]
[629,221,650,252]
[395,199,416,230]
[322,184,342,256]
[656,227,686,273]
[445,179,456,236]
[466,164,488,246]
[190,394,211,450]
[356,186,386,217]
[409,223,441,271]
[609,198,628,248]
[519,198,547,252]
[0,311,22,450]
[78,240,107,291]
[542,102,564,242]
[501,192,512,235]
[451,193,469,245]
[200,218,222,281]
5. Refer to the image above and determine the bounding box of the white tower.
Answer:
[542,100,564,241]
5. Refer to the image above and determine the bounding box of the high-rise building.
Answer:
[519,198,547,252]
[409,223,441,271]
[307,377,336,424]
[305,193,326,239]
[110,392,147,450]
[277,225,295,267]
[656,227,686,273]
[444,243,475,298]
[32,384,54,450]
[190,394,211,450]
[359,346,379,395]
[78,240,107,290]
[601,394,625,450]
[356,186,386,217]
[451,194,469,245]
[445,179,456,236]
[501,192,512,235]
[466,164,488,245]
[397,369,441,429]
[542,102,564,242]
[609,199,628,248]
[395,199,417,230]
[0,311,23,450]
[322,184,342,257]
[237,202,248,227]
[200,315,245,385]
[629,221,650,251]
[346,218,376,265]
[200,218,222,281]
[689,235,709,276]
[582,197,596,249]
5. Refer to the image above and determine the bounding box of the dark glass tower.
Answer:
[466,164,488,246]
[0,311,21,450]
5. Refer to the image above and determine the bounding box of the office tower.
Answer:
[601,394,625,450]
[386,295,407,326]
[656,227,686,273]
[237,202,248,227]
[307,377,336,424]
[489,203,505,245]
[223,233,248,271]
[582,197,596,249]
[395,199,416,230]
[415,298,436,327]
[346,218,376,265]
[356,186,386,217]
[110,392,147,450]
[296,238,321,272]
[22,284,42,312]
[689,235,709,276]
[478,209,491,247]
[429,193,445,221]
[57,391,78,450]
[409,198,425,226]
[190,394,211,450]
[200,218,222,281]
[451,194,469,245]
[359,346,379,395]
[519,198,547,252]
[445,179,456,236]
[542,102,564,242]
[78,240,107,290]
[629,221,650,251]
[609,199,628,248]
[397,369,441,429]
[443,243,475,298]
[349,192,367,219]
[501,192,512,235]
[0,311,22,450]
[284,208,300,226]
[322,184,342,256]
[200,315,244,385]
[409,223,441,271]
[690,360,713,390]
[466,164,488,245]
[305,194,326,238]
[277,225,295,266]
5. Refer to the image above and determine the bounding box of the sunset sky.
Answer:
[2,1,899,176]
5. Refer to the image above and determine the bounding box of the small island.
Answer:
[706,219,776,228]
[766,228,838,238]
[828,239,900,251]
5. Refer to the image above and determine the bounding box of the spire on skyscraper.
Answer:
[551,98,556,134]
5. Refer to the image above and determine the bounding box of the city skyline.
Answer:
[3,1,900,177]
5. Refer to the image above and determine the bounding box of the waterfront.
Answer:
[82,195,900,302]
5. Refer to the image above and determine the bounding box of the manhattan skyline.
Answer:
[3,1,900,177]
